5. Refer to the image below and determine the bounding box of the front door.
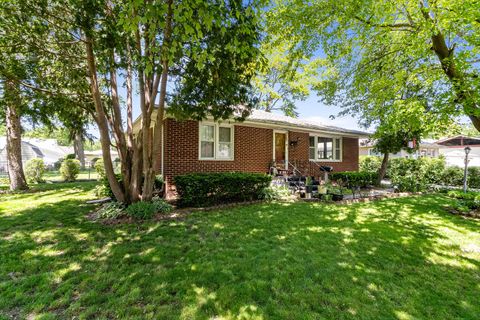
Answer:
[275,132,287,168]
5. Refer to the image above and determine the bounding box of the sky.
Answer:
[294,94,365,131]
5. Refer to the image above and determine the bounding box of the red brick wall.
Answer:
[163,119,273,194]
[161,119,359,196]
[287,131,359,174]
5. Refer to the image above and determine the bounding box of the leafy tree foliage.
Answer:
[0,0,93,190]
[252,39,323,117]
[267,0,480,130]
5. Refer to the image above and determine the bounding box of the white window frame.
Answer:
[198,122,234,160]
[309,135,343,162]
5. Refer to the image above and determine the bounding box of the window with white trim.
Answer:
[199,123,234,160]
[309,136,342,161]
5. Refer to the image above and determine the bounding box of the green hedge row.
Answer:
[330,171,378,188]
[360,156,480,191]
[174,172,272,207]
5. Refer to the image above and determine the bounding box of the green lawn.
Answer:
[1,183,479,319]
[0,170,99,190]
[43,169,99,182]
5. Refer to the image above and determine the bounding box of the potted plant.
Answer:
[305,176,313,199]
[323,194,333,202]
[330,180,345,201]
[318,180,327,195]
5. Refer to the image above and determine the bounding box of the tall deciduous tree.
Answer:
[1,0,93,190]
[3,81,28,190]
[72,0,262,203]
[267,0,480,130]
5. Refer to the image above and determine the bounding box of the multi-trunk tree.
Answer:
[74,0,262,204]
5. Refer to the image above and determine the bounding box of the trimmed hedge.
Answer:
[174,172,272,207]
[330,171,378,188]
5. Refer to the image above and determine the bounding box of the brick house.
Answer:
[134,109,368,196]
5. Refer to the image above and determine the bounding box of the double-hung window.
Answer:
[199,122,234,160]
[309,136,342,161]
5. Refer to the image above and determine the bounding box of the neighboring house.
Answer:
[22,138,73,166]
[0,137,73,176]
[84,149,119,165]
[133,109,368,196]
[359,139,441,159]
[0,137,44,176]
[436,135,480,167]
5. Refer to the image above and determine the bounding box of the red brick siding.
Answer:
[163,119,273,194]
[287,131,358,173]
[288,131,309,161]
[311,137,359,172]
[161,119,359,196]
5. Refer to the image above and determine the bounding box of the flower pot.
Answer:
[332,194,344,201]
[318,186,327,194]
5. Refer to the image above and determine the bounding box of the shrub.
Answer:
[387,157,447,191]
[100,174,122,199]
[126,201,156,219]
[94,159,106,180]
[60,159,81,182]
[420,157,446,185]
[65,153,76,160]
[96,202,125,219]
[154,174,164,192]
[446,190,480,201]
[442,166,464,186]
[468,167,480,188]
[261,185,291,201]
[174,172,272,207]
[392,175,427,192]
[152,197,173,214]
[0,177,10,186]
[330,171,378,188]
[359,156,382,173]
[25,158,46,183]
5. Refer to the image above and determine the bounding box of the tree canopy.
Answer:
[266,0,480,130]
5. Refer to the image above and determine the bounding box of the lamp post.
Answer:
[463,146,471,193]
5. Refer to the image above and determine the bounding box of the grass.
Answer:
[43,169,99,182]
[1,182,480,319]
[0,169,98,190]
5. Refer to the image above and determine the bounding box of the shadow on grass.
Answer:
[1,190,479,319]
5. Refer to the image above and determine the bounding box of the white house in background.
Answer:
[22,138,74,166]
[359,135,480,168]
[436,135,480,167]
[359,138,441,158]
[0,137,73,175]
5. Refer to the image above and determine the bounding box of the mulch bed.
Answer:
[87,200,266,225]
[446,207,480,219]
[301,192,424,205]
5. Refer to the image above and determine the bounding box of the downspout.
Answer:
[161,120,164,177]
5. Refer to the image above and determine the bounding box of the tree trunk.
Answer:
[73,131,85,169]
[126,42,141,203]
[419,7,480,132]
[377,152,389,186]
[5,81,28,191]
[149,0,173,200]
[84,34,125,203]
